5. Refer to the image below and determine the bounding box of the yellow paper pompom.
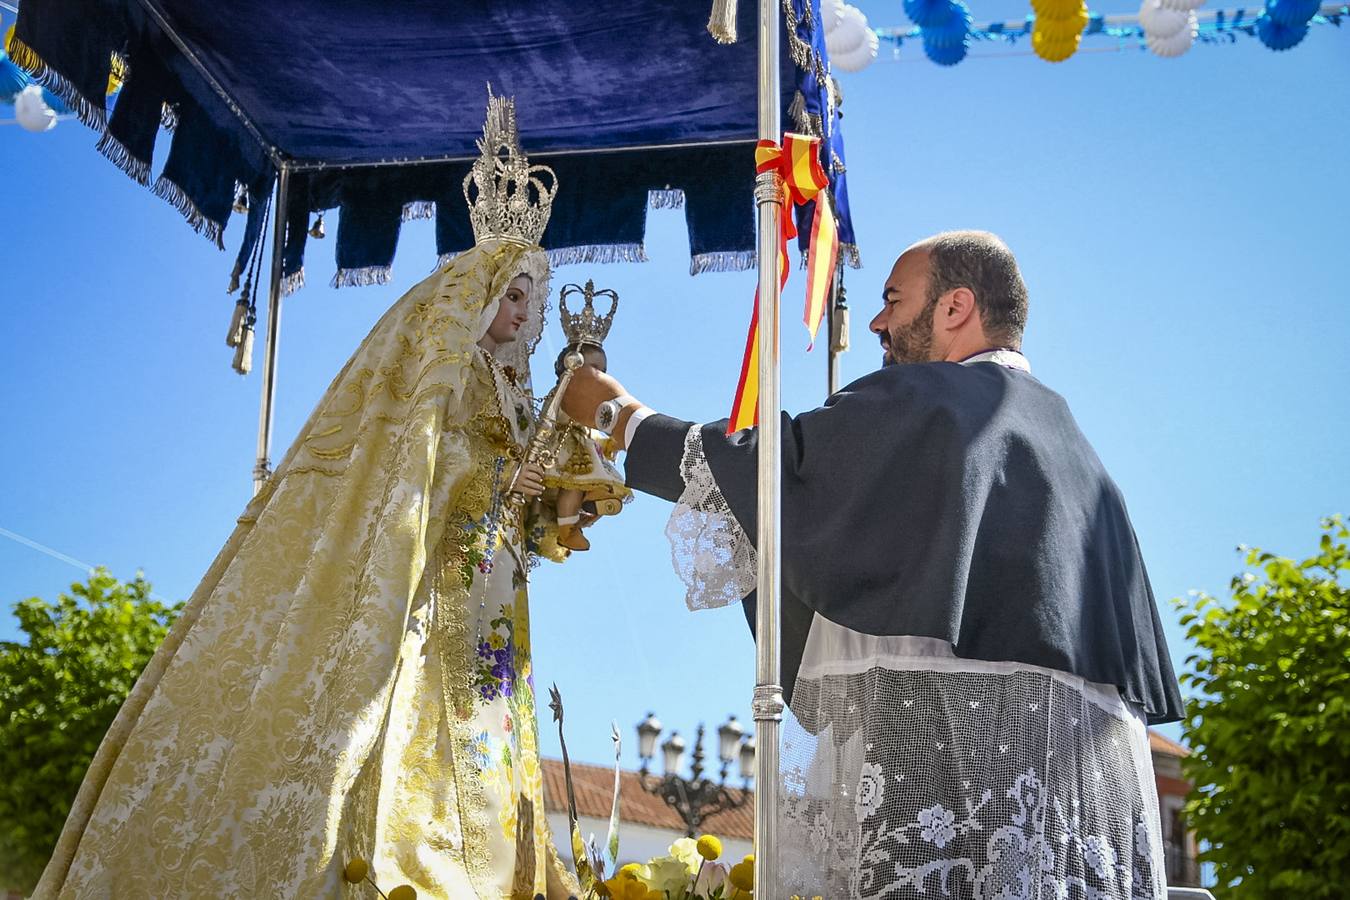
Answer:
[1034,3,1089,35]
[1032,28,1081,62]
[696,834,723,861]
[388,886,418,900]
[341,859,369,883]
[729,857,755,891]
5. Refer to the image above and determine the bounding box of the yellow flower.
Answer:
[729,855,755,892]
[388,886,417,900]
[601,868,659,900]
[341,859,369,883]
[696,834,723,861]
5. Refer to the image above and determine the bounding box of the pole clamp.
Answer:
[752,684,785,722]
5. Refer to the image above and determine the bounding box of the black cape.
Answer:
[625,361,1184,725]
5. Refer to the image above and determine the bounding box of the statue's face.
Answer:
[485,275,532,345]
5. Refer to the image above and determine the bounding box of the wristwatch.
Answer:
[595,395,634,435]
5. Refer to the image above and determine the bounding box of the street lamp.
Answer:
[636,712,754,837]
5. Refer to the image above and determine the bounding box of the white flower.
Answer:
[1083,834,1118,879]
[917,803,957,849]
[854,761,886,822]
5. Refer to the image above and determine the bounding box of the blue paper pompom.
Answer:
[1256,12,1310,50]
[923,1,974,48]
[1265,0,1320,27]
[923,33,970,65]
[905,0,955,29]
[0,51,33,104]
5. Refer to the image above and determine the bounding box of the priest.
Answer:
[563,230,1182,899]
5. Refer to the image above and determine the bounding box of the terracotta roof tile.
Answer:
[1148,729,1190,758]
[542,758,754,842]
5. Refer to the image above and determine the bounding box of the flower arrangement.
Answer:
[596,836,754,900]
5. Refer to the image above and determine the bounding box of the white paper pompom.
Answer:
[14,84,57,133]
[1146,12,1198,54]
[827,5,869,56]
[834,26,880,72]
[1139,0,1190,37]
[1158,0,1206,11]
[822,0,848,34]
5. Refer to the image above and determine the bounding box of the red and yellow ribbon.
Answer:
[728,133,840,432]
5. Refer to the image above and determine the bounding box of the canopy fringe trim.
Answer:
[547,244,648,268]
[95,131,152,185]
[788,90,824,139]
[4,35,109,131]
[648,189,686,210]
[841,242,861,270]
[282,269,306,296]
[402,201,436,222]
[331,266,392,289]
[151,175,226,249]
[690,250,755,275]
[433,252,460,271]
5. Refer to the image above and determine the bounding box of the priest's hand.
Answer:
[561,365,626,427]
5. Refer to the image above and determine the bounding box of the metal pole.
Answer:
[752,0,783,895]
[253,166,290,495]
[827,261,846,396]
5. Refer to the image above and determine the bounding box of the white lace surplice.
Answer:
[665,426,1166,899]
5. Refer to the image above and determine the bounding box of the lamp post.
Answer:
[635,712,754,838]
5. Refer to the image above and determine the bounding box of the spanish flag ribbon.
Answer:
[728,133,840,432]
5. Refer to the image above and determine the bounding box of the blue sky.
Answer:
[1,2,1347,773]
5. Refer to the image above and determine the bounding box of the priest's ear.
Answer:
[938,286,978,333]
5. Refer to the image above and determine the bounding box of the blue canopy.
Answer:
[8,0,858,290]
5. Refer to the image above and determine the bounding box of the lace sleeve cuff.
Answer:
[663,425,757,610]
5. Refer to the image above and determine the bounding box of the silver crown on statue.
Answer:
[559,279,618,347]
[463,86,557,247]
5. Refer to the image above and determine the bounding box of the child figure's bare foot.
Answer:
[558,523,590,552]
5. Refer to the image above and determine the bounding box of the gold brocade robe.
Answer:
[34,245,577,899]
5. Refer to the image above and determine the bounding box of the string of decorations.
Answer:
[875,2,1346,64]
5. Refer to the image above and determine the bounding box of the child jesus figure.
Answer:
[543,342,629,551]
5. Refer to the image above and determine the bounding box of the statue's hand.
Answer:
[561,365,626,427]
[510,461,546,498]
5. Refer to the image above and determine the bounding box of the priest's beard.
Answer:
[883,296,938,366]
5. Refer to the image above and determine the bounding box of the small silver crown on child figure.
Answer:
[559,280,618,347]
[463,86,557,247]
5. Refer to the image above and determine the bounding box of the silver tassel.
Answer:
[707,0,737,44]
[232,323,255,375]
[225,297,248,347]
[309,215,325,239]
[832,305,850,354]
[227,262,242,295]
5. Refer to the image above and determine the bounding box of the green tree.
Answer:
[0,568,181,894]
[1176,516,1350,897]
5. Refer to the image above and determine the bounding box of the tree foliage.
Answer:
[1176,516,1350,897]
[0,569,181,893]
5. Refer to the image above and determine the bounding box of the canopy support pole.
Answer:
[253,166,290,496]
[752,0,783,895]
[827,260,846,396]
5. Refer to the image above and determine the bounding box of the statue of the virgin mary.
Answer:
[34,93,591,899]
